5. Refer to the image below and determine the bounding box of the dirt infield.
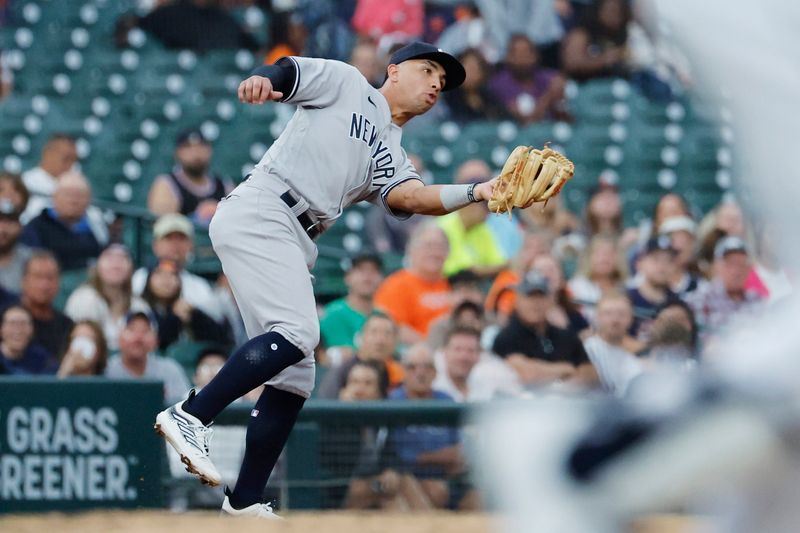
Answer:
[0,510,717,533]
[0,511,493,533]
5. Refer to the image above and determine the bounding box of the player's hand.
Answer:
[238,75,283,104]
[473,177,498,202]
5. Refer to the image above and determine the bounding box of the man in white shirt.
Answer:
[132,213,223,322]
[432,326,482,402]
[21,134,78,222]
[583,291,643,397]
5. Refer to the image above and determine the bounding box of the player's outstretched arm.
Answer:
[385,178,497,216]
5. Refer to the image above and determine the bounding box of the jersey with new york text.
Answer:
[254,56,422,222]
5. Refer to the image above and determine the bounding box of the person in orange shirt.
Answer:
[486,229,553,325]
[375,222,452,344]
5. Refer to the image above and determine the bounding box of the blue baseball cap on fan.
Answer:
[387,41,466,91]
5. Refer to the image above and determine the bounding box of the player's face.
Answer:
[596,298,632,341]
[443,334,480,381]
[397,59,446,114]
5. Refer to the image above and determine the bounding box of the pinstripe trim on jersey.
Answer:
[281,56,301,103]
[380,176,424,220]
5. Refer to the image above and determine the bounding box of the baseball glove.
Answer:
[488,145,575,215]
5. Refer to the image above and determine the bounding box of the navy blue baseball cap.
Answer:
[387,41,466,91]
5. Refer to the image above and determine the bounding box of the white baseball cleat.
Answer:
[154,390,222,487]
[221,489,282,519]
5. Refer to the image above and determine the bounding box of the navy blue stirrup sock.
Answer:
[228,386,305,509]
[183,331,305,425]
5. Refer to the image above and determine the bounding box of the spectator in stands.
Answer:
[626,236,681,342]
[568,234,628,325]
[22,171,105,271]
[21,134,78,222]
[473,0,564,67]
[584,179,624,238]
[488,34,568,124]
[132,214,223,323]
[583,291,642,396]
[745,223,793,303]
[141,259,230,351]
[432,326,482,402]
[686,236,764,344]
[147,128,233,225]
[56,321,108,378]
[317,313,401,399]
[263,9,307,64]
[105,311,190,403]
[0,48,12,100]
[435,5,497,62]
[0,284,19,316]
[428,299,485,351]
[0,198,34,292]
[561,0,630,81]
[65,244,151,351]
[532,253,590,337]
[374,222,452,344]
[0,305,56,375]
[714,199,746,239]
[388,343,462,509]
[444,48,508,123]
[631,300,698,383]
[340,360,416,510]
[486,229,553,325]
[320,254,384,363]
[193,345,227,390]
[136,0,259,52]
[351,0,423,49]
[650,192,692,238]
[437,160,508,278]
[21,251,73,357]
[0,172,29,217]
[366,153,431,255]
[658,216,705,298]
[349,39,384,88]
[492,270,593,387]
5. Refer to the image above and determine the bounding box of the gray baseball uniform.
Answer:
[210,57,421,398]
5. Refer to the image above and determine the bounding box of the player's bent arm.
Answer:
[385,178,497,216]
[238,61,296,104]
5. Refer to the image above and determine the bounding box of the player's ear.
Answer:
[386,63,400,84]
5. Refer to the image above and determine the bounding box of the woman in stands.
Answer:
[568,234,629,325]
[56,320,108,377]
[64,244,150,351]
[141,258,229,351]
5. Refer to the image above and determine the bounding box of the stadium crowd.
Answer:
[0,0,794,512]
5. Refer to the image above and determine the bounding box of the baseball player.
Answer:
[154,41,501,518]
